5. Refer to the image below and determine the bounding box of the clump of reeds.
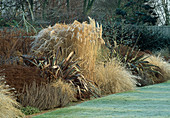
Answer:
[144,55,170,83]
[19,80,76,110]
[31,17,104,81]
[95,59,137,95]
[0,74,24,118]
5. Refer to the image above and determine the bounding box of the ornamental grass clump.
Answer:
[95,59,137,95]
[19,80,76,110]
[144,55,170,83]
[31,17,104,81]
[108,43,162,86]
[23,50,100,99]
[0,75,24,118]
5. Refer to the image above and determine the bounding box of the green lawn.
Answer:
[34,81,170,118]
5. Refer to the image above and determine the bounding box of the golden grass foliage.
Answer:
[144,55,170,83]
[31,17,104,81]
[95,59,137,95]
[0,76,24,118]
[19,80,76,110]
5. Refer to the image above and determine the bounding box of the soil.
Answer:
[0,65,47,93]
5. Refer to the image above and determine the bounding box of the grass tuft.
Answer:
[94,59,137,95]
[0,75,24,118]
[144,55,170,83]
[19,80,76,110]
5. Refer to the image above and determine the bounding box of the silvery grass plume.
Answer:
[31,17,104,56]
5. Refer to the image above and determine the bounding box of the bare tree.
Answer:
[151,0,170,25]
[0,0,96,25]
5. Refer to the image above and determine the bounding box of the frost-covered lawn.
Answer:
[34,81,170,118]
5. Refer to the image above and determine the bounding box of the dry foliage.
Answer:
[0,75,24,118]
[44,0,86,23]
[0,28,35,65]
[31,17,104,81]
[19,80,76,110]
[0,65,47,94]
[111,44,162,86]
[95,59,137,95]
[144,55,170,83]
[24,50,100,99]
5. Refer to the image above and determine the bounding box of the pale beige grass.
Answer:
[0,76,24,118]
[31,17,104,81]
[19,80,76,110]
[144,55,170,82]
[95,59,137,95]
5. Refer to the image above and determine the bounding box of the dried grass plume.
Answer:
[31,17,105,81]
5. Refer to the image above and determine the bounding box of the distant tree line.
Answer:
[0,0,169,26]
